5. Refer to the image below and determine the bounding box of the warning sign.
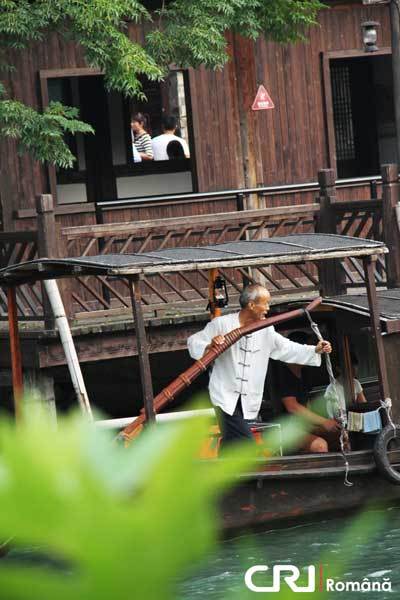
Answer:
[252,85,275,111]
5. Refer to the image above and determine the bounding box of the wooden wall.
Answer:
[189,2,392,191]
[0,1,392,233]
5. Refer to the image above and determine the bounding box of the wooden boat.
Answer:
[2,233,400,531]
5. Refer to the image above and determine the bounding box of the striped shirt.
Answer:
[134,132,153,159]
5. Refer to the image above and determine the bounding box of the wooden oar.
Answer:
[122,296,323,442]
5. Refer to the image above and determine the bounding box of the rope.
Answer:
[304,309,353,487]
[379,397,396,434]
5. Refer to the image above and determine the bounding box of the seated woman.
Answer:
[276,331,341,453]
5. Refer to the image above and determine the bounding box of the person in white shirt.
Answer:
[187,284,332,450]
[324,361,367,418]
[151,116,190,161]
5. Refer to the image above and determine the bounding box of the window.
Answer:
[43,68,195,205]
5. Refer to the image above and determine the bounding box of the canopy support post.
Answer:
[363,255,390,400]
[7,287,23,421]
[129,275,155,423]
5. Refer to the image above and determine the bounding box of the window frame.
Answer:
[39,67,103,207]
[39,66,197,206]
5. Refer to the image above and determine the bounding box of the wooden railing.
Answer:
[61,203,320,318]
[0,231,43,319]
[2,165,400,323]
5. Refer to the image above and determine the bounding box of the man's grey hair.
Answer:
[239,284,267,309]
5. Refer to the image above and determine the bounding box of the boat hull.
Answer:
[221,450,400,532]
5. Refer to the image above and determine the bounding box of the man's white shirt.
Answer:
[187,313,321,419]
[151,133,190,161]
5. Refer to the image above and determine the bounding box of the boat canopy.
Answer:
[0,234,386,285]
[321,289,400,326]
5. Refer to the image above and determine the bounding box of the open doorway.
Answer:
[329,54,396,178]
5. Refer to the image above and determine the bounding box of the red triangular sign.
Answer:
[252,85,275,111]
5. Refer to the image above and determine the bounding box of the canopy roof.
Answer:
[0,234,386,285]
[322,289,400,322]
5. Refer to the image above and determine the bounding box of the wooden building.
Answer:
[0,0,399,417]
[0,0,396,233]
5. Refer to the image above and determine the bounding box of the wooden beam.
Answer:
[363,256,390,401]
[36,194,58,329]
[315,169,345,296]
[129,276,155,423]
[61,204,320,239]
[342,334,355,405]
[112,246,388,277]
[7,287,23,421]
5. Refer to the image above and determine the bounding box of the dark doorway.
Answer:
[330,55,396,178]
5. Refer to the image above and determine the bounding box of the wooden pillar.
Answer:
[7,287,23,421]
[381,164,400,288]
[316,169,345,296]
[232,35,263,208]
[36,194,57,329]
[363,256,390,401]
[24,370,57,426]
[129,275,155,423]
[342,334,355,406]
[390,1,400,165]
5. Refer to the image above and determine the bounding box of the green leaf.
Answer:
[0,404,256,600]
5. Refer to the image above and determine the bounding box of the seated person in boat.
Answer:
[324,358,367,418]
[276,331,341,453]
[187,285,332,451]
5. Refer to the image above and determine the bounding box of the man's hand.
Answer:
[315,340,332,354]
[203,335,226,358]
[210,335,225,348]
[322,418,341,433]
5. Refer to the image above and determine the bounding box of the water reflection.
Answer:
[180,506,400,599]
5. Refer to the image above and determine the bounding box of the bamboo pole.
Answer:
[43,279,93,419]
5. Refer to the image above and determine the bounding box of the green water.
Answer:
[180,506,400,599]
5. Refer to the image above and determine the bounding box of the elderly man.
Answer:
[187,284,332,449]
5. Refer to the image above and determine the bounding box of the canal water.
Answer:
[179,506,400,599]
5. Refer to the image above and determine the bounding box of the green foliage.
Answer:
[0,0,323,166]
[147,0,324,69]
[0,98,94,168]
[0,407,256,599]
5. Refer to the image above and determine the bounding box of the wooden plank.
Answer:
[110,247,388,277]
[76,277,111,309]
[7,287,23,421]
[39,67,103,79]
[321,52,336,171]
[15,204,96,219]
[61,205,320,239]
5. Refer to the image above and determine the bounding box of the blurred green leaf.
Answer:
[0,406,256,599]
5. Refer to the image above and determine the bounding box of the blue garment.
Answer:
[362,409,382,434]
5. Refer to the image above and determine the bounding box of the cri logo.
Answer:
[245,564,316,593]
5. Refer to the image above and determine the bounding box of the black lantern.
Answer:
[213,276,229,308]
[361,21,379,52]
